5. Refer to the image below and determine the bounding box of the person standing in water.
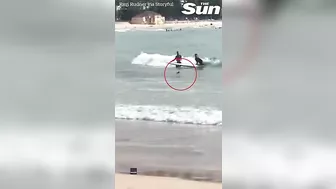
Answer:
[175,51,182,74]
[175,51,182,68]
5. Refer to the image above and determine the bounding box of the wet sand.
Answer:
[115,120,222,182]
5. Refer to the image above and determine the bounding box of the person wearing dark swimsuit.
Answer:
[194,54,204,65]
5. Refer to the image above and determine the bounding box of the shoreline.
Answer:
[115,120,222,183]
[115,20,222,31]
[116,173,222,189]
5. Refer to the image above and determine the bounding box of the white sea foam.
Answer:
[115,104,222,126]
[0,126,114,172]
[131,52,222,67]
[115,29,131,33]
[137,28,166,32]
[116,28,166,32]
[222,133,336,189]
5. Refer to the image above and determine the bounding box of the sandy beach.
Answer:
[115,120,221,188]
[116,173,221,189]
[115,20,222,31]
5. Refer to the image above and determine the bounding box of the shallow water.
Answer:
[115,28,222,125]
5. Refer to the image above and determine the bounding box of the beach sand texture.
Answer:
[115,120,222,188]
[116,174,222,189]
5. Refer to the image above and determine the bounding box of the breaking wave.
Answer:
[115,104,222,126]
[131,52,222,67]
[0,126,114,171]
[222,133,336,189]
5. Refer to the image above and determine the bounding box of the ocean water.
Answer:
[222,11,336,189]
[0,0,335,188]
[115,28,222,126]
[116,10,336,188]
[0,1,114,189]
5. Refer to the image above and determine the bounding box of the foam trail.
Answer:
[0,126,114,189]
[0,126,114,171]
[115,104,222,126]
[131,52,222,67]
[223,133,336,189]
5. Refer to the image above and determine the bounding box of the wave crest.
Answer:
[131,52,222,67]
[115,104,222,126]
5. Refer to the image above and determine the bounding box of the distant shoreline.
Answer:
[115,20,222,31]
